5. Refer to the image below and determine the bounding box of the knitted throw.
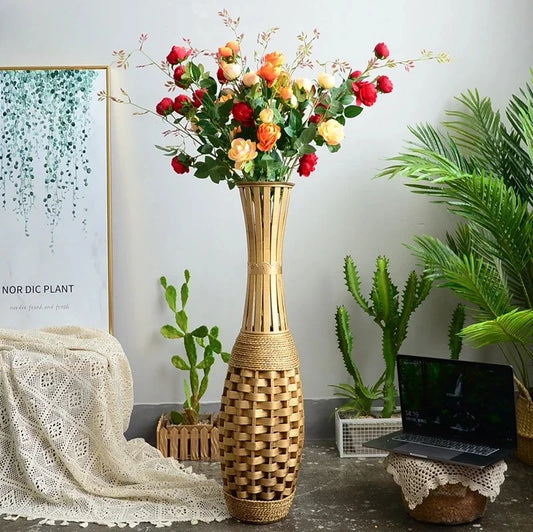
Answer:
[0,326,229,526]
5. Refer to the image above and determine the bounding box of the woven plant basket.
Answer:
[402,484,487,524]
[515,377,533,465]
[219,183,305,523]
[156,413,219,461]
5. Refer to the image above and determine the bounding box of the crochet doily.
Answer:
[0,326,229,527]
[384,452,507,509]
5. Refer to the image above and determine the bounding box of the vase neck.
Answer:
[238,183,292,333]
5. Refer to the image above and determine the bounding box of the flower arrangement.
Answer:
[106,10,449,189]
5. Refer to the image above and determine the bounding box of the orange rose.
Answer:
[226,40,240,53]
[218,46,233,58]
[279,86,293,101]
[257,62,280,85]
[257,123,281,152]
[264,51,285,67]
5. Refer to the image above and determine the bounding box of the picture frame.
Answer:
[0,66,113,332]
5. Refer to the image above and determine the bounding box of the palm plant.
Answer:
[380,70,533,394]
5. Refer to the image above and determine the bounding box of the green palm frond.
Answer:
[461,309,533,348]
[410,235,512,320]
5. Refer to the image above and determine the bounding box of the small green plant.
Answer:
[333,255,432,418]
[160,269,230,425]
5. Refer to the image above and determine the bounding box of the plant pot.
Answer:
[335,409,402,458]
[515,379,533,465]
[219,182,304,523]
[156,413,220,461]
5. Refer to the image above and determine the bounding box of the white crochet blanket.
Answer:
[0,326,229,526]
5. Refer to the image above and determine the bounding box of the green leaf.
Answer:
[170,410,185,425]
[184,269,190,283]
[192,325,209,337]
[184,333,197,365]
[209,326,219,337]
[198,143,213,154]
[197,354,215,370]
[462,309,533,347]
[208,335,222,353]
[175,310,188,333]
[198,375,209,399]
[344,105,363,118]
[180,281,189,309]
[165,285,177,312]
[160,324,184,339]
[171,355,190,370]
[221,351,231,363]
[299,125,317,144]
[160,276,167,289]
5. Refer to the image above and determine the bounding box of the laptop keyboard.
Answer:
[392,433,498,456]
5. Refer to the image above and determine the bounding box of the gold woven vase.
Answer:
[219,182,305,523]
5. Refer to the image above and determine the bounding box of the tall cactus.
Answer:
[335,255,432,417]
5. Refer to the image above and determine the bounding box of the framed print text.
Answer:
[0,66,112,331]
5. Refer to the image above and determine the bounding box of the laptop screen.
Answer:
[397,355,517,449]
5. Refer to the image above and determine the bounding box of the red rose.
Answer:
[377,75,393,94]
[232,101,254,127]
[374,42,390,60]
[352,81,378,107]
[349,70,362,80]
[309,114,321,124]
[167,46,191,65]
[297,153,318,177]
[174,94,192,114]
[217,67,227,84]
[192,88,206,108]
[171,157,189,174]
[173,65,190,88]
[155,97,174,116]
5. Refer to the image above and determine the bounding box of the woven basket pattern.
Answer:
[219,364,304,508]
[515,378,533,465]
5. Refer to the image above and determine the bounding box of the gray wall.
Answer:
[2,1,532,416]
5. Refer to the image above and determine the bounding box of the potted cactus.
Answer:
[334,255,432,418]
[156,269,230,460]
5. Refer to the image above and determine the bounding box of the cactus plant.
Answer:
[160,269,230,425]
[333,255,432,418]
[448,303,466,360]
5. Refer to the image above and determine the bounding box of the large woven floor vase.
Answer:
[219,182,305,523]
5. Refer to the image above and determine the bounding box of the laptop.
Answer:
[364,354,517,468]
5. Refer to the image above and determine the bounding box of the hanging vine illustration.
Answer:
[0,69,98,246]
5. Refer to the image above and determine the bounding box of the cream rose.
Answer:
[220,61,242,81]
[259,108,274,123]
[228,138,257,169]
[242,71,260,87]
[318,119,344,146]
[294,77,313,92]
[318,71,335,90]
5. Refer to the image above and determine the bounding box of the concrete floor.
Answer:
[2,441,532,531]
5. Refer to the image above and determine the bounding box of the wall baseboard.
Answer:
[125,398,345,446]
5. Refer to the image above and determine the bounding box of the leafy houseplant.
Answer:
[103,11,448,187]
[160,269,230,425]
[334,255,432,418]
[380,72,533,396]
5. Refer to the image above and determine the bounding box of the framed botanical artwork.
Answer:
[0,66,113,332]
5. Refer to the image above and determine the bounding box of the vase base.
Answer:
[224,491,295,523]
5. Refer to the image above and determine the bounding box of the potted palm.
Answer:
[156,269,230,460]
[380,71,533,463]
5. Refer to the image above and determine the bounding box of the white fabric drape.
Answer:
[0,326,229,526]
